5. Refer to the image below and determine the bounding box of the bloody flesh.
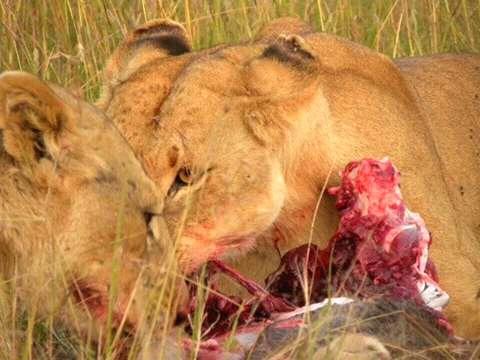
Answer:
[185,158,453,359]
[184,261,293,339]
[268,158,449,310]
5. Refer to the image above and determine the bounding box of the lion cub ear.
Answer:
[99,19,191,106]
[0,72,74,174]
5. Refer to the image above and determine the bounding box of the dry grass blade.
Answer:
[0,0,479,358]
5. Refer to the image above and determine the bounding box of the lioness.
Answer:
[0,71,182,355]
[99,18,480,338]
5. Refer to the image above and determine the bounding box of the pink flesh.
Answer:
[184,158,452,357]
[210,260,295,313]
[268,158,448,308]
[327,158,447,306]
[184,260,294,341]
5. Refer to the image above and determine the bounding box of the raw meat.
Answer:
[267,158,449,311]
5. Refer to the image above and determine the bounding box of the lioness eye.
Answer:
[178,168,193,184]
[168,167,193,196]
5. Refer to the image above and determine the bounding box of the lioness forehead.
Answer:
[164,46,262,96]
[108,31,396,167]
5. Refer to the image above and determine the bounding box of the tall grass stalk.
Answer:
[1,0,478,101]
[0,0,479,358]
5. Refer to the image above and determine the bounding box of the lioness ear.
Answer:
[263,34,316,68]
[131,19,191,56]
[0,72,74,172]
[243,35,319,148]
[99,19,191,108]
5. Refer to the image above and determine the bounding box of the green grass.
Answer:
[1,0,479,102]
[0,0,479,359]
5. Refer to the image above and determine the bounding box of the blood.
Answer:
[184,158,453,358]
[267,158,448,310]
[184,261,293,339]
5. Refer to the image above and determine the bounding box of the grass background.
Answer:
[1,0,479,102]
[0,0,479,359]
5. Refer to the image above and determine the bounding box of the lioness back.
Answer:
[397,57,480,333]
[397,54,480,253]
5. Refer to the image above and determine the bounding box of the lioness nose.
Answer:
[146,215,172,254]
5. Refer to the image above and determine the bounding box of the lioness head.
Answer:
[0,72,184,344]
[99,19,335,273]
[100,18,414,278]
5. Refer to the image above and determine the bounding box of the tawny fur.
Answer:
[99,18,480,339]
[0,72,183,349]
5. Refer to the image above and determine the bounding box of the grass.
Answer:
[0,0,479,359]
[1,0,479,102]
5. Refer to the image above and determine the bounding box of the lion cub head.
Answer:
[0,72,184,348]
